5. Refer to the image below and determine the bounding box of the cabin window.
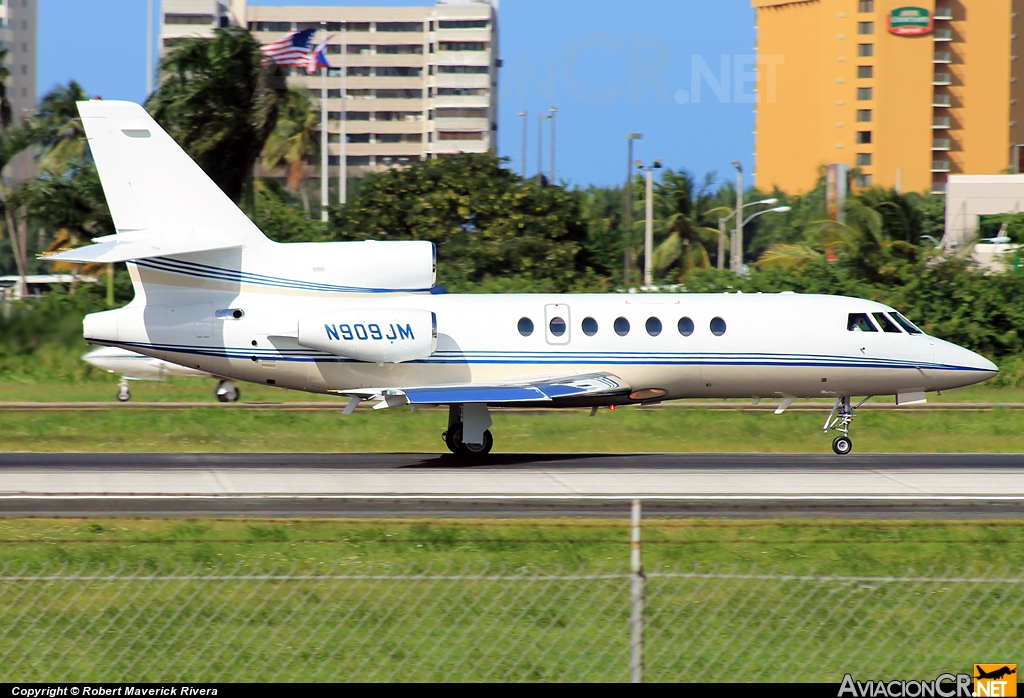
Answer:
[848,313,878,332]
[890,312,924,335]
[710,317,727,336]
[518,317,534,336]
[614,317,630,336]
[677,317,694,336]
[582,317,598,336]
[549,317,567,337]
[872,312,902,333]
[646,317,662,336]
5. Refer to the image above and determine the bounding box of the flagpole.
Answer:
[339,22,347,206]
[320,25,329,222]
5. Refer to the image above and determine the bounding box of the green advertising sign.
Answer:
[889,7,933,36]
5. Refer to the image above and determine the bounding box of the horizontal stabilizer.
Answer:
[43,233,241,264]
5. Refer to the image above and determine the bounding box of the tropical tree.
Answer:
[147,26,285,204]
[32,81,88,172]
[261,88,320,214]
[0,49,12,129]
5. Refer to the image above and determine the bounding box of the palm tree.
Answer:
[147,26,286,204]
[261,88,320,214]
[32,81,89,172]
[0,49,13,129]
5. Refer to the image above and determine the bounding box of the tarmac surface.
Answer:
[1,452,1023,518]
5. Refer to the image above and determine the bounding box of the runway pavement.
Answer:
[1,452,1023,518]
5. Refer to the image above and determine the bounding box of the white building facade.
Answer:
[1,0,37,184]
[160,0,499,179]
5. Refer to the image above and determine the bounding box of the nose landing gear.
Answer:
[824,396,871,455]
[216,380,240,403]
[116,376,131,402]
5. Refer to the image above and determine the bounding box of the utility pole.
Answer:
[624,133,643,285]
[339,22,347,205]
[731,161,743,276]
[320,23,329,222]
[638,160,662,288]
[717,217,726,270]
[549,107,558,185]
[537,114,549,185]
[146,0,154,96]
[518,110,527,177]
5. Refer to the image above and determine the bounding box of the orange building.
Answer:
[753,0,1024,195]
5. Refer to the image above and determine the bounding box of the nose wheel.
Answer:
[824,396,870,456]
[216,380,240,402]
[117,377,131,402]
[832,436,852,455]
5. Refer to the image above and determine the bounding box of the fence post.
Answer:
[630,498,645,683]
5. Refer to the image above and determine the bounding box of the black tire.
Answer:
[443,426,460,454]
[451,426,493,456]
[117,389,130,403]
[216,382,240,403]
[832,436,852,455]
[216,391,230,403]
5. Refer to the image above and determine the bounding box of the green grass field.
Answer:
[0,518,1020,682]
[2,403,1024,452]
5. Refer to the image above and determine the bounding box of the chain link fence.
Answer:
[0,562,1021,682]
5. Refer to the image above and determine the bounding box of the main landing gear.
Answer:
[824,396,871,455]
[442,404,494,456]
[216,380,241,403]
[117,376,131,402]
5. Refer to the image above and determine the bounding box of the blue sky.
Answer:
[39,0,757,188]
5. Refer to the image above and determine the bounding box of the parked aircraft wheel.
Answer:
[117,388,131,403]
[832,436,852,455]
[449,426,493,457]
[216,380,240,403]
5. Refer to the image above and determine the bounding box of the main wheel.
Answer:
[216,381,240,403]
[448,426,494,456]
[832,436,852,455]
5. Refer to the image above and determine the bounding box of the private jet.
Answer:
[82,345,240,402]
[49,101,998,456]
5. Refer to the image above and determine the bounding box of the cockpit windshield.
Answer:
[889,311,924,335]
[847,313,878,332]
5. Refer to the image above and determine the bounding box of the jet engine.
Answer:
[297,309,437,364]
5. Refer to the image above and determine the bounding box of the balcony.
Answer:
[933,116,951,129]
[933,72,952,85]
[934,7,953,20]
[932,138,952,150]
[931,180,948,194]
[933,28,953,41]
[931,160,952,172]
[932,93,952,107]
[933,51,952,63]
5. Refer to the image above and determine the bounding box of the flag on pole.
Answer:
[260,28,316,67]
[307,35,334,74]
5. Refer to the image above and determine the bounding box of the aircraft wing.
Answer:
[333,372,630,408]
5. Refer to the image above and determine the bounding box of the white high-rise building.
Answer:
[1,0,37,184]
[160,0,499,180]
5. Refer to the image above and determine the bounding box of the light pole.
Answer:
[731,161,744,275]
[728,205,791,278]
[320,21,329,223]
[537,113,550,185]
[717,198,777,270]
[518,111,527,177]
[339,22,347,205]
[146,0,154,96]
[549,107,558,185]
[624,133,643,284]
[637,160,663,288]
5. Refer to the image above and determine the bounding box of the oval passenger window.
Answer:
[549,317,567,337]
[678,317,694,336]
[614,317,630,336]
[582,317,599,336]
[518,317,534,336]
[646,317,662,337]
[710,317,727,336]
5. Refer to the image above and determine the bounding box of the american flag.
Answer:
[260,28,316,67]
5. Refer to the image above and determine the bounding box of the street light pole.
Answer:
[624,133,643,285]
[549,107,558,185]
[146,0,154,96]
[518,111,527,177]
[731,161,744,276]
[638,160,662,288]
[717,218,726,270]
[320,22,329,223]
[339,22,347,205]
[537,114,549,185]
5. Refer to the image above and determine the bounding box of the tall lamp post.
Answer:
[518,110,528,177]
[549,107,558,185]
[637,160,663,288]
[537,113,550,185]
[730,161,744,275]
[624,133,643,284]
[338,22,347,205]
[718,198,777,270]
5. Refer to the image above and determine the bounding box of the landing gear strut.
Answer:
[442,404,494,456]
[117,376,131,402]
[216,380,240,403]
[824,396,871,455]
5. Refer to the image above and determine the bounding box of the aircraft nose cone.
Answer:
[933,339,998,386]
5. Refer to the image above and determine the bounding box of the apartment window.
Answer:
[439,131,486,141]
[347,45,372,55]
[347,66,372,77]
[857,87,874,100]
[376,44,424,55]
[857,174,874,187]
[164,13,214,25]
[438,65,490,74]
[328,133,341,144]
[858,65,874,79]
[347,89,374,98]
[376,89,424,99]
[376,133,423,144]
[326,44,342,55]
[252,21,292,32]
[329,111,370,121]
[438,19,490,29]
[858,22,874,35]
[856,131,872,144]
[347,156,371,166]
[436,107,489,118]
[378,156,422,166]
[856,153,873,166]
[328,155,340,167]
[376,66,423,77]
[296,22,321,31]
[857,109,873,122]
[345,23,371,32]
[436,87,489,96]
[859,0,875,11]
[376,111,424,121]
[376,22,424,32]
[858,43,874,57]
[347,133,370,144]
[439,41,488,51]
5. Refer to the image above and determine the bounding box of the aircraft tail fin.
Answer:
[46,100,267,264]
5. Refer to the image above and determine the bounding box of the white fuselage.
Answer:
[81,246,997,405]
